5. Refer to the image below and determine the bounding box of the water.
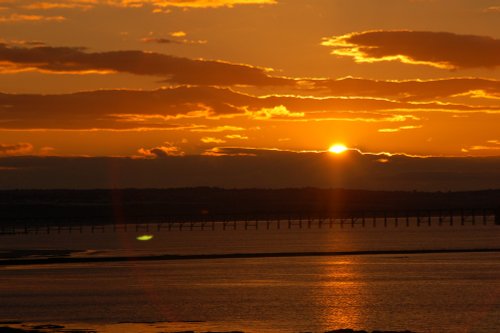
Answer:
[1,222,499,333]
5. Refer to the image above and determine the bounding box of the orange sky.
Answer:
[0,0,499,158]
[0,0,499,189]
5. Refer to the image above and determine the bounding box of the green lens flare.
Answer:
[136,234,154,241]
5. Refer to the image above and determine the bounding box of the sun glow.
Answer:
[328,144,348,154]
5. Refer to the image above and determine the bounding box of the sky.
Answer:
[0,0,499,189]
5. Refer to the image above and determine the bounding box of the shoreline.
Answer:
[0,324,418,333]
[0,321,419,333]
[1,248,499,267]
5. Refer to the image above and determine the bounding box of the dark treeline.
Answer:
[0,188,499,225]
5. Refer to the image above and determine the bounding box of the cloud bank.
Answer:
[0,150,498,190]
[0,44,288,86]
[2,86,493,130]
[322,30,500,69]
[2,43,500,104]
[313,77,500,102]
[5,0,277,11]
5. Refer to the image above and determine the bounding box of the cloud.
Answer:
[454,89,500,101]
[3,43,500,101]
[0,44,289,86]
[138,142,185,158]
[0,13,65,22]
[483,6,500,13]
[1,151,499,190]
[0,86,257,130]
[378,125,423,133]
[0,86,496,130]
[21,2,93,10]
[145,0,277,9]
[201,137,226,143]
[247,105,305,120]
[225,134,248,140]
[191,125,246,132]
[0,87,227,130]
[141,37,207,45]
[141,37,183,45]
[0,142,33,156]
[322,30,500,69]
[3,0,276,13]
[462,140,500,153]
[311,77,500,102]
[170,31,186,37]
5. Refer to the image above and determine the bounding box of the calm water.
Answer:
[1,222,499,333]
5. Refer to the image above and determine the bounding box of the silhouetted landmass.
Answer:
[0,188,499,226]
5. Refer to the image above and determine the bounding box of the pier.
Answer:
[0,209,498,235]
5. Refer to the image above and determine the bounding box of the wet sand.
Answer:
[0,322,416,333]
[1,248,499,266]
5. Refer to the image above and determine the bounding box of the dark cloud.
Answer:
[0,44,289,86]
[141,37,182,45]
[1,86,493,130]
[3,43,500,102]
[141,37,207,45]
[138,143,185,158]
[312,77,500,101]
[0,86,250,129]
[0,151,499,190]
[322,30,500,69]
[0,142,33,156]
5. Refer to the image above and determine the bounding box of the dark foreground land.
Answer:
[0,324,416,333]
[0,188,499,226]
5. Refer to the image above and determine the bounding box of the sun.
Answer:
[328,144,348,154]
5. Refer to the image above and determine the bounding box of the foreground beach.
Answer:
[0,323,418,333]
[2,224,499,333]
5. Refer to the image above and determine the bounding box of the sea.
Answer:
[1,218,499,333]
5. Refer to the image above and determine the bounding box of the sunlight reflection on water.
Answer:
[1,223,499,333]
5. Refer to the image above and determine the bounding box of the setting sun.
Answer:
[329,144,348,154]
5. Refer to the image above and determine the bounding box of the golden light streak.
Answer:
[246,105,305,120]
[191,125,245,132]
[452,90,500,100]
[378,125,423,133]
[22,2,93,10]
[483,6,500,13]
[4,0,278,11]
[201,137,226,143]
[151,0,277,9]
[170,31,187,37]
[0,62,116,75]
[0,14,66,23]
[225,134,248,140]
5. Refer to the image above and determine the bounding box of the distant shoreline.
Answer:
[1,248,499,267]
[1,188,499,227]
